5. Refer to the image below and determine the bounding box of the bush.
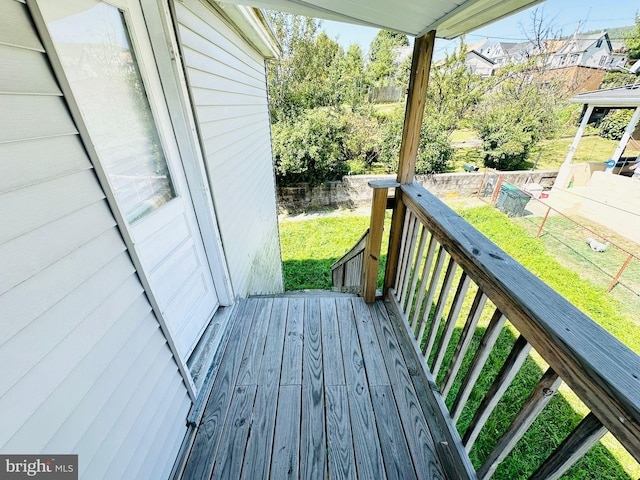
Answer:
[377,110,452,174]
[599,109,634,140]
[272,108,382,185]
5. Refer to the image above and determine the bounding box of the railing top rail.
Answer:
[330,228,369,271]
[400,181,640,461]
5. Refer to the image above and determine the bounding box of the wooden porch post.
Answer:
[383,30,436,295]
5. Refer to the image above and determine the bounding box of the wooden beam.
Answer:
[363,185,390,302]
[397,30,436,184]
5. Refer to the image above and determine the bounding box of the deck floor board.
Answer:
[181,296,447,480]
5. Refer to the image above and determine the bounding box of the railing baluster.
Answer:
[432,273,471,379]
[416,245,446,344]
[394,211,413,290]
[451,309,506,423]
[528,412,608,480]
[478,368,562,480]
[423,257,457,362]
[399,216,421,308]
[441,290,488,397]
[402,225,429,317]
[462,335,533,451]
[410,235,437,331]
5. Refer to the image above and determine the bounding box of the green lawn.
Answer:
[279,207,640,479]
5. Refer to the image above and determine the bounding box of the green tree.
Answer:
[366,30,409,87]
[339,44,366,107]
[625,14,640,60]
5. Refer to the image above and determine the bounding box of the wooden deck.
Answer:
[178,295,449,479]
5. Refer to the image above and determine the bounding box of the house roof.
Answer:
[217,0,546,39]
[557,32,611,55]
[570,84,640,107]
[467,49,495,65]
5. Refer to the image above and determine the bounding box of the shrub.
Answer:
[599,109,634,140]
[377,110,452,174]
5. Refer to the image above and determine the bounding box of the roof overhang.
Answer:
[216,0,546,39]
[570,85,640,108]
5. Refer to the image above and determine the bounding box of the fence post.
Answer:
[536,207,551,238]
[491,175,504,205]
[607,254,633,293]
[477,170,488,197]
[364,180,399,303]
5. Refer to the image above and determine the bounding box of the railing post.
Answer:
[364,180,398,303]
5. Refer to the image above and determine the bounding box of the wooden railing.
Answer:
[372,182,640,479]
[330,229,368,293]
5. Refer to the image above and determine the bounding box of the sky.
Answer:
[321,0,639,59]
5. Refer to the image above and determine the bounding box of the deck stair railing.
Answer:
[334,180,640,479]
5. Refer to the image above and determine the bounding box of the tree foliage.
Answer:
[366,30,409,87]
[599,109,634,140]
[625,14,640,60]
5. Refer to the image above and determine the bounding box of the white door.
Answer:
[36,0,220,360]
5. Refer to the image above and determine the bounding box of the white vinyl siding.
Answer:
[0,2,190,478]
[176,0,283,297]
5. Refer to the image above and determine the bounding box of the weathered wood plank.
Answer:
[242,298,288,480]
[371,385,417,480]
[477,368,562,480]
[529,412,607,480]
[450,308,506,424]
[281,298,304,385]
[236,298,273,385]
[432,273,471,379]
[336,298,386,479]
[398,215,420,307]
[394,211,413,292]
[369,303,446,480]
[270,385,301,479]
[441,290,488,397]
[320,298,345,386]
[325,385,356,480]
[383,192,406,294]
[403,225,428,317]
[462,335,532,450]
[210,385,257,479]
[351,298,389,386]
[386,296,477,479]
[181,299,257,480]
[363,187,388,302]
[301,298,326,480]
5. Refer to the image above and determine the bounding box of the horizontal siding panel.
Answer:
[42,315,159,452]
[0,275,144,448]
[185,66,265,97]
[199,114,267,140]
[85,357,176,478]
[176,1,264,74]
[0,229,125,343]
[191,104,267,124]
[0,135,91,193]
[191,85,266,106]
[1,294,152,452]
[0,170,105,244]
[0,202,116,295]
[107,370,185,479]
[0,1,44,51]
[0,95,78,143]
[204,130,271,168]
[74,329,169,467]
[0,254,137,398]
[0,44,60,95]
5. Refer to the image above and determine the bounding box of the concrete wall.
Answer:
[277,170,559,211]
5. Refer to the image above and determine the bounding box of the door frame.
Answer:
[27,0,232,400]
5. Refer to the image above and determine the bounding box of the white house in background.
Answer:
[548,32,626,70]
[480,40,534,66]
[1,0,281,477]
[465,49,496,77]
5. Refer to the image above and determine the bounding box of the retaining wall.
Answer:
[277,170,558,211]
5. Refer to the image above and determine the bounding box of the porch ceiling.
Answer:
[217,0,545,39]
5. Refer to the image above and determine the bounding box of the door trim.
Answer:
[139,0,234,306]
[27,0,199,400]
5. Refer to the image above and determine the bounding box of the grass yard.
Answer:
[279,206,640,479]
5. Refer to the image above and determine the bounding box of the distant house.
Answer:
[548,32,626,70]
[480,40,535,67]
[465,50,496,77]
